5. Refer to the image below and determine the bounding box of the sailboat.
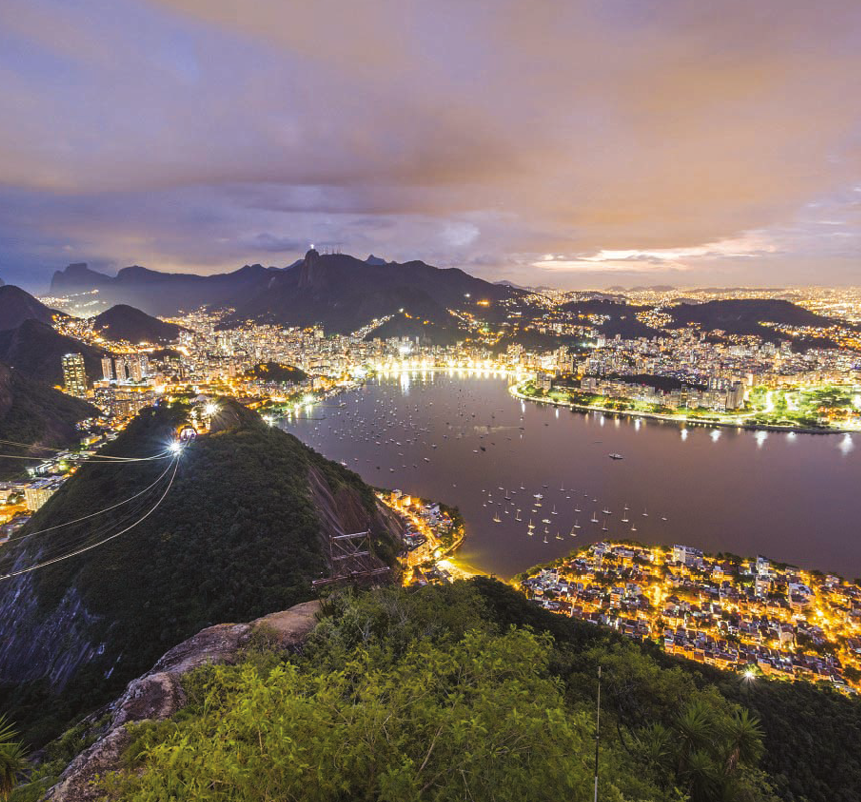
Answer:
[555,531,564,541]
[621,512,629,523]
[493,511,501,523]
[515,509,522,521]
[571,518,581,534]
[551,504,558,515]
[642,508,649,517]
[591,511,599,523]
[542,533,549,544]
[601,517,609,532]
[631,523,638,532]
[602,508,611,515]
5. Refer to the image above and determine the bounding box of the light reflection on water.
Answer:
[282,373,861,579]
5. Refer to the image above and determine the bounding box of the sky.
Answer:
[0,0,860,292]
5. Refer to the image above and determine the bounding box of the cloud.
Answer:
[0,0,860,289]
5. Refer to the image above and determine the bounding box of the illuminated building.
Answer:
[62,352,87,397]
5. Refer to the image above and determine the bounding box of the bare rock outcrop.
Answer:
[44,600,321,802]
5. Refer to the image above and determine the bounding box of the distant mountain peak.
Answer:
[365,254,388,265]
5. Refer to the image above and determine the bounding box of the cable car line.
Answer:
[5,458,177,544]
[0,456,180,583]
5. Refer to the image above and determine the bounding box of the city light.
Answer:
[168,441,183,455]
[204,403,219,416]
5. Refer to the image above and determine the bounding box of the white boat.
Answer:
[609,453,623,460]
[591,512,599,523]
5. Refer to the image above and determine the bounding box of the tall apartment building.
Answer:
[62,353,87,397]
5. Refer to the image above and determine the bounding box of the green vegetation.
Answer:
[85,581,782,802]
[6,579,861,801]
[0,401,400,747]
[519,380,861,431]
[0,363,99,478]
[0,716,27,801]
[243,361,309,384]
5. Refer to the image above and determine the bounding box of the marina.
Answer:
[282,372,861,579]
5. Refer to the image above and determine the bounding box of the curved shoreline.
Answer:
[509,384,853,435]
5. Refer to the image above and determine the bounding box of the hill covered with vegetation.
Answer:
[0,400,402,745]
[666,299,846,341]
[0,364,99,478]
[19,578,859,802]
[0,286,58,332]
[92,304,182,344]
[0,320,106,385]
[243,362,308,384]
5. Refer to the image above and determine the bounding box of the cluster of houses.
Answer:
[520,541,861,693]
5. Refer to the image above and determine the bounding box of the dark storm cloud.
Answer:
[0,0,859,290]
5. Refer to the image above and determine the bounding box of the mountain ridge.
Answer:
[50,251,523,338]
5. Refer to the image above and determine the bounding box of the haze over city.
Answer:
[1,0,860,290]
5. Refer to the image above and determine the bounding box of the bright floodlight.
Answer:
[204,403,218,416]
[743,668,756,681]
[303,394,314,405]
[168,441,183,455]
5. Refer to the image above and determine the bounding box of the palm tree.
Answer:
[721,708,764,774]
[675,701,716,773]
[0,715,28,800]
[639,722,674,775]
[684,749,719,802]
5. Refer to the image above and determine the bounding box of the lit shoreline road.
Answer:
[509,383,857,436]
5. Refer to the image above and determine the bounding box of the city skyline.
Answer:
[1,0,860,290]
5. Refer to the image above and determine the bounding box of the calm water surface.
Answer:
[281,373,861,579]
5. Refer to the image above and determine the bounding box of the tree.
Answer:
[0,716,27,799]
[107,629,615,801]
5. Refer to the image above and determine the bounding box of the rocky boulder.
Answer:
[44,600,321,801]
